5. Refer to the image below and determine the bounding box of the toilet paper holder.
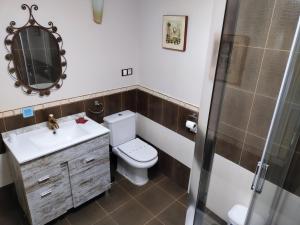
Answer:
[185,113,198,134]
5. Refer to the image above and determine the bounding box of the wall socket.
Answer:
[122,68,133,76]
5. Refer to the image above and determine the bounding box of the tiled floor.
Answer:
[65,173,187,225]
[1,173,225,225]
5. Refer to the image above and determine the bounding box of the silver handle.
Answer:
[40,189,52,198]
[38,175,50,184]
[85,157,95,164]
[80,178,93,186]
[251,161,269,193]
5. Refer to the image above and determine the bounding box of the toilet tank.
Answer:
[103,110,136,147]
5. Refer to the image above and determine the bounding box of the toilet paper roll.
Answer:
[186,120,197,132]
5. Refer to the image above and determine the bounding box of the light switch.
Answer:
[122,69,128,76]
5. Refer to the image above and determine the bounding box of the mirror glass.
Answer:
[11,26,61,90]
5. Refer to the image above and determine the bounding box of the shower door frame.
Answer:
[244,16,300,225]
[185,1,228,224]
[187,0,300,222]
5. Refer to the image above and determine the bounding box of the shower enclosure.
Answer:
[187,0,300,225]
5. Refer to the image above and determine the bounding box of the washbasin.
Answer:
[2,113,110,164]
[29,123,89,149]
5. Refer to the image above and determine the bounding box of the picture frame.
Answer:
[162,15,188,52]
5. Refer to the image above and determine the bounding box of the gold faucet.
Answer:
[48,114,59,132]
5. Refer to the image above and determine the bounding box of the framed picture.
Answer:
[162,15,188,52]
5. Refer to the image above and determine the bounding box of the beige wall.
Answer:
[0,0,139,112]
[137,0,216,107]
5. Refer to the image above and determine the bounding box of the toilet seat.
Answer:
[118,138,157,162]
[113,138,158,169]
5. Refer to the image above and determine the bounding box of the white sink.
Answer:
[29,123,89,149]
[2,113,110,164]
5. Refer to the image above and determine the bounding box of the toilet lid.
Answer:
[117,138,157,162]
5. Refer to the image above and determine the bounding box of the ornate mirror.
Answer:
[4,4,67,96]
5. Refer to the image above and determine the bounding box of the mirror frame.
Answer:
[4,4,67,96]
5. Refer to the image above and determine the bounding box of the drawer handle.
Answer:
[80,178,93,186]
[40,190,52,198]
[84,157,95,164]
[38,175,50,184]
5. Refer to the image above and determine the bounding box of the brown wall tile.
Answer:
[148,95,163,124]
[122,90,137,112]
[162,100,179,132]
[284,152,300,197]
[157,149,190,189]
[257,50,289,98]
[4,114,35,132]
[219,87,253,130]
[104,93,122,116]
[139,136,190,189]
[234,0,275,47]
[267,0,300,50]
[85,97,105,123]
[240,150,260,172]
[287,55,300,105]
[243,134,265,158]
[61,101,85,117]
[227,46,263,92]
[35,106,62,124]
[137,90,149,117]
[177,107,197,141]
[248,95,276,138]
[215,123,245,163]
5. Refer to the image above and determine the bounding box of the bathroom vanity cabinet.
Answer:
[8,134,111,225]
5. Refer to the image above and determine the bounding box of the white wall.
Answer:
[207,155,253,221]
[137,0,214,107]
[136,114,195,168]
[0,0,139,112]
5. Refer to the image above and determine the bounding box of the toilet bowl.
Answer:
[113,138,158,185]
[103,110,158,186]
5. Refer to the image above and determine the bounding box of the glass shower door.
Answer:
[245,17,300,225]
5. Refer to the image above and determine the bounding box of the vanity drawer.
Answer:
[70,162,111,207]
[26,165,73,225]
[22,163,67,193]
[68,145,109,174]
[20,134,109,175]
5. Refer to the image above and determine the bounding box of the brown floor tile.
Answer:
[149,172,166,184]
[157,178,186,198]
[48,217,69,225]
[114,172,125,183]
[145,218,164,225]
[158,202,186,225]
[94,216,118,225]
[67,202,106,225]
[111,199,152,225]
[118,178,154,197]
[0,209,24,225]
[178,193,189,207]
[136,186,174,215]
[97,183,131,213]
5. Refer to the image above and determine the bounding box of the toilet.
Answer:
[103,110,158,186]
[228,204,248,225]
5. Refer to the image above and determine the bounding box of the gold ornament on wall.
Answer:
[92,0,104,24]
